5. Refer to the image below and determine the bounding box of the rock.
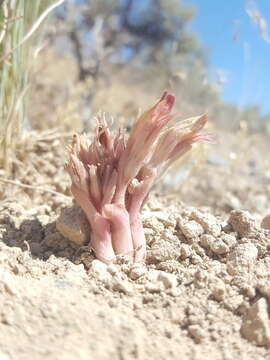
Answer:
[261,215,270,230]
[191,210,221,237]
[241,298,270,347]
[228,210,257,238]
[226,243,258,275]
[157,272,178,289]
[56,204,90,246]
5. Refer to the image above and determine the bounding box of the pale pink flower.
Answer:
[65,92,214,263]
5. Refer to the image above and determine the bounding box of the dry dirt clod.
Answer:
[221,233,237,248]
[204,235,228,254]
[188,324,206,343]
[200,234,215,249]
[210,279,226,301]
[2,146,270,360]
[145,282,164,293]
[147,245,180,263]
[226,243,258,275]
[90,259,111,283]
[180,244,192,259]
[107,264,119,275]
[143,212,165,233]
[228,210,257,238]
[157,271,178,289]
[129,264,147,280]
[199,233,236,255]
[190,209,221,237]
[178,219,204,241]
[151,211,176,228]
[56,204,90,246]
[112,278,133,294]
[241,298,270,347]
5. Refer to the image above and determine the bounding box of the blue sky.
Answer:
[184,0,270,114]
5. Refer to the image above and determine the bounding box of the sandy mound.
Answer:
[1,192,270,359]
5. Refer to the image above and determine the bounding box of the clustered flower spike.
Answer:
[65,92,214,263]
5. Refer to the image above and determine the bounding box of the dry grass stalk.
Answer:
[0,176,70,198]
[0,0,65,173]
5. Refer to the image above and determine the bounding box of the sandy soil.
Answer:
[1,132,270,360]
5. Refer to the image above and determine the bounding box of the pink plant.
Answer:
[65,92,214,263]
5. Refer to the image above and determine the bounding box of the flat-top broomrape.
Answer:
[66,92,214,263]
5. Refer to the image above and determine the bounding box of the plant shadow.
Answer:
[1,215,94,268]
